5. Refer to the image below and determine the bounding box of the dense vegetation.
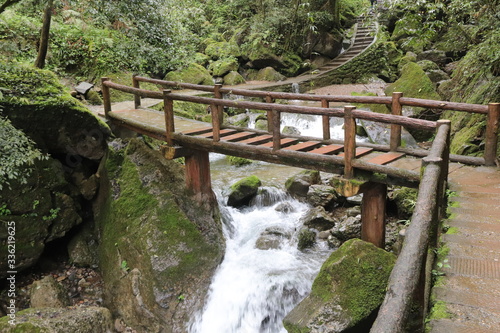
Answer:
[0,0,366,81]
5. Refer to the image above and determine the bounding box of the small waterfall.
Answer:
[189,185,332,333]
[291,82,300,94]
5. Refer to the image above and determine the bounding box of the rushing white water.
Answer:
[190,183,332,333]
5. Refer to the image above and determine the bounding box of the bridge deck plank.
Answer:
[366,152,405,165]
[261,138,299,148]
[338,147,373,158]
[238,134,273,145]
[220,131,257,142]
[196,129,237,138]
[283,141,322,151]
[309,144,344,155]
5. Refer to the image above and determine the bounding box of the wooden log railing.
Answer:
[370,120,451,333]
[128,75,499,166]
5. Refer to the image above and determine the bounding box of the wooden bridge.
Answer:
[100,76,499,333]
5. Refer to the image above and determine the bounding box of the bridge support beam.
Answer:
[331,178,387,248]
[185,150,216,203]
[361,182,387,248]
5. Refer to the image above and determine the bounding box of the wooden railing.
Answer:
[370,120,451,333]
[119,75,499,166]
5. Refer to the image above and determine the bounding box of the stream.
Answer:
[189,112,352,333]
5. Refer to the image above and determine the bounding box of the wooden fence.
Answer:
[123,75,499,166]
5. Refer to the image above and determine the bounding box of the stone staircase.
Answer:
[310,17,377,77]
[428,166,500,333]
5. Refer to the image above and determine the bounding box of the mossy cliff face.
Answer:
[95,139,224,333]
[283,239,395,333]
[0,61,110,160]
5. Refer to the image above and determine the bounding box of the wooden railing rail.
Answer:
[370,121,451,333]
[104,77,498,165]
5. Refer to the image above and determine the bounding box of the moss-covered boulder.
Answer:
[205,40,242,60]
[223,71,246,85]
[0,61,110,160]
[297,228,317,251]
[95,138,224,332]
[0,307,113,333]
[227,156,253,166]
[251,67,286,82]
[385,62,441,141]
[226,175,262,207]
[164,63,213,85]
[208,57,239,77]
[283,239,396,333]
[285,170,321,199]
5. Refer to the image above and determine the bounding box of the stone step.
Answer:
[443,256,500,278]
[429,318,499,333]
[436,275,500,298]
[448,207,499,222]
[443,233,500,255]
[433,287,500,312]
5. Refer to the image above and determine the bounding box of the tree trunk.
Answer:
[34,0,54,69]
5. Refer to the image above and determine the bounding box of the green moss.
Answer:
[208,57,239,77]
[164,63,213,85]
[445,227,459,235]
[385,62,440,101]
[205,40,241,60]
[223,71,246,85]
[427,300,451,321]
[391,187,418,219]
[311,239,396,323]
[230,175,261,191]
[227,156,253,166]
[298,228,316,250]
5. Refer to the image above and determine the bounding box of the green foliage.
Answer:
[0,116,45,190]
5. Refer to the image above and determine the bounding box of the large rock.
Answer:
[95,139,224,333]
[0,307,113,333]
[285,170,321,199]
[30,276,70,308]
[227,175,262,207]
[0,157,83,277]
[306,184,339,208]
[300,206,336,231]
[385,62,442,141]
[283,239,396,333]
[164,63,213,85]
[0,62,110,161]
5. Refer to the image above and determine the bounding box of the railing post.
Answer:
[343,106,357,178]
[101,77,111,118]
[163,90,175,146]
[266,95,274,133]
[485,103,500,166]
[132,74,141,109]
[390,92,403,151]
[321,99,331,140]
[272,110,281,151]
[214,83,224,121]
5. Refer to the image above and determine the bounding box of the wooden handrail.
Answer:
[370,122,451,333]
[101,77,496,166]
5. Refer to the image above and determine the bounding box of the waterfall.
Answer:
[291,83,300,94]
[189,182,332,333]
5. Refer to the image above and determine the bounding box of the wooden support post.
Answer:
[266,95,274,133]
[321,99,331,140]
[214,83,224,123]
[211,103,221,142]
[272,110,281,151]
[101,77,111,118]
[133,74,141,109]
[163,90,175,146]
[485,103,500,166]
[185,150,215,202]
[390,92,403,151]
[361,182,387,248]
[343,106,357,178]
